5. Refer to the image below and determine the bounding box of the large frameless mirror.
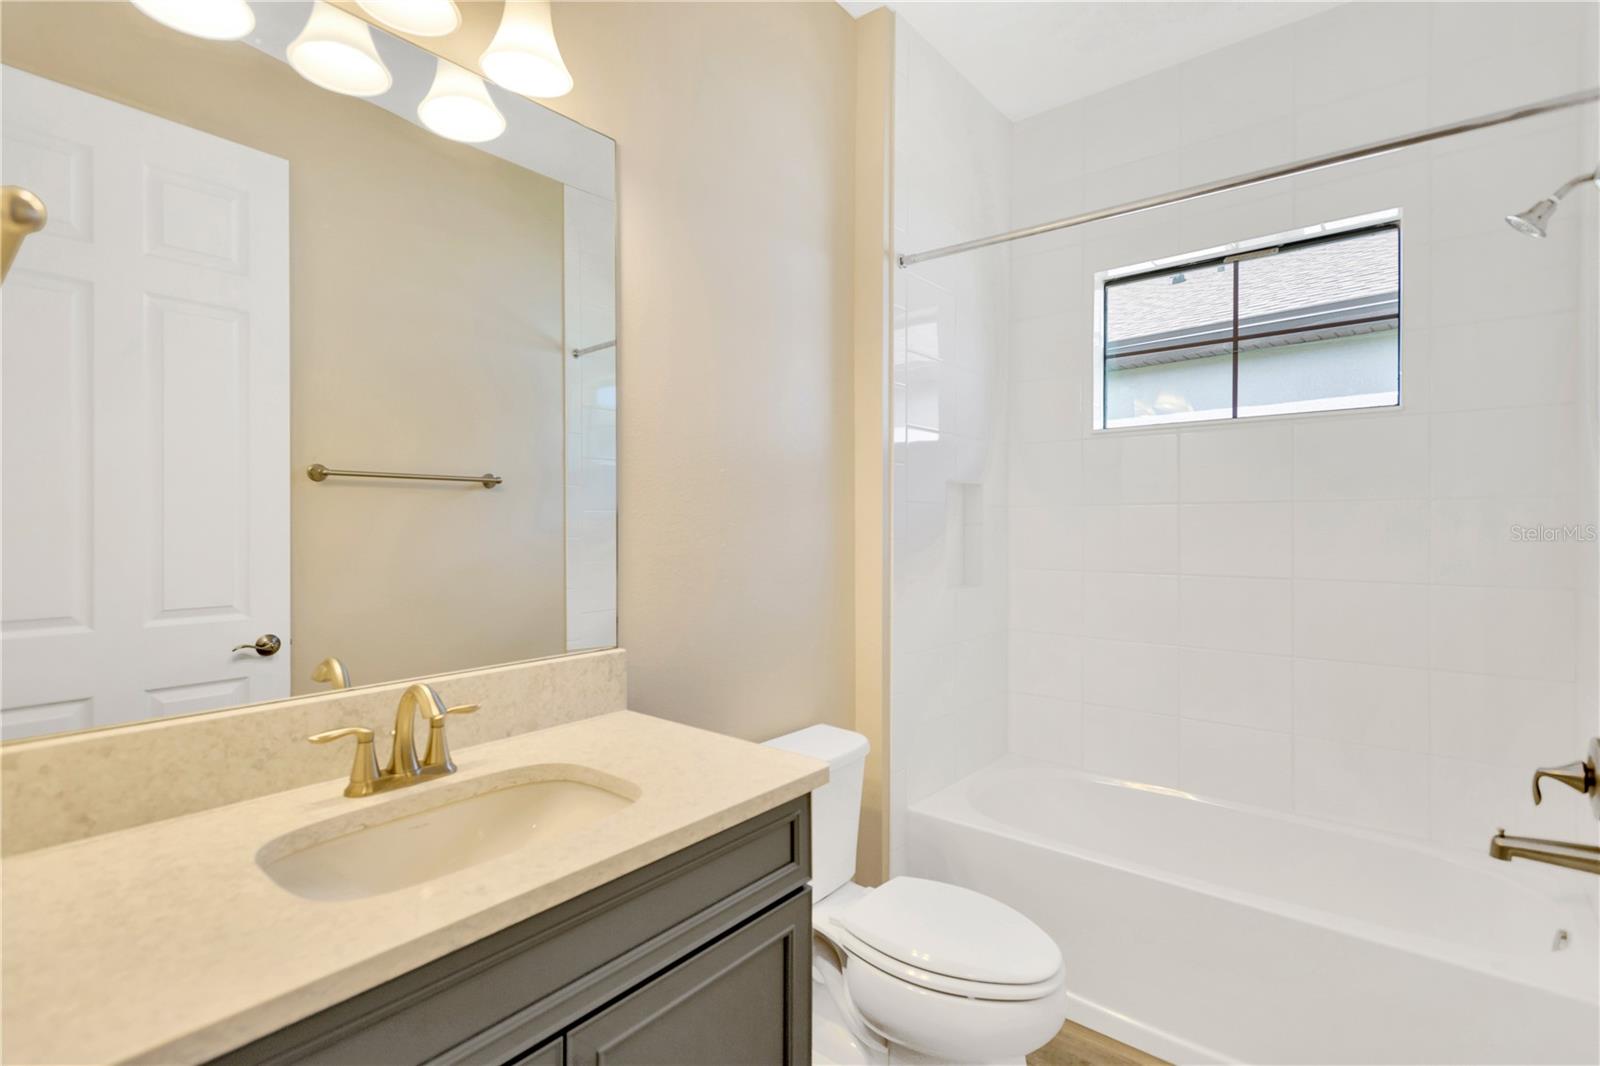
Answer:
[0,1,617,740]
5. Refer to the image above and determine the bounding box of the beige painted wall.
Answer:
[549,2,858,744]
[2,2,569,694]
[377,2,861,742]
[850,8,895,885]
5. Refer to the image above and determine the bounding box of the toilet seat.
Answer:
[824,923,1065,1001]
[828,877,1064,1000]
[841,949,1069,1063]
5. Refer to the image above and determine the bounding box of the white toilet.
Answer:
[766,725,1068,1066]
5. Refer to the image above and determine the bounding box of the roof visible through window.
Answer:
[1098,221,1400,428]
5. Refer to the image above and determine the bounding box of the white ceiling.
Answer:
[842,2,1339,121]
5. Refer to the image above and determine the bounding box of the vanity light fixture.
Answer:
[355,0,461,38]
[129,0,255,40]
[287,1,393,98]
[417,58,507,144]
[480,0,573,99]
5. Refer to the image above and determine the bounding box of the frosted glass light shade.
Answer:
[130,0,255,40]
[288,1,393,98]
[480,0,573,99]
[355,1,460,38]
[417,59,506,144]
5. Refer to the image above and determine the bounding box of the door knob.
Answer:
[232,634,282,657]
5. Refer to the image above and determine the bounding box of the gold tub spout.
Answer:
[1489,829,1600,876]
[1,186,47,283]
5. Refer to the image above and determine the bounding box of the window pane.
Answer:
[1105,350,1233,427]
[1238,227,1399,334]
[1104,262,1234,427]
[1235,226,1399,416]
[1236,328,1399,416]
[1105,262,1232,352]
[1098,220,1402,429]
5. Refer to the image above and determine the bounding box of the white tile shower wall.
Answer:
[564,188,618,650]
[1004,1,1599,850]
[889,20,1013,875]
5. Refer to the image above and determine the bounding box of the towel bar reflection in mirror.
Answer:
[306,464,501,488]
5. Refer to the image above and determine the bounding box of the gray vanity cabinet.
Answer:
[509,1038,563,1066]
[564,890,809,1065]
[212,797,810,1066]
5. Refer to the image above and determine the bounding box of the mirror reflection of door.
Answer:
[0,0,617,742]
[1,67,290,738]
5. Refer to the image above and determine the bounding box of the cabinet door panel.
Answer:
[565,891,810,1066]
[510,1035,562,1066]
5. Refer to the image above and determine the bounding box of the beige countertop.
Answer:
[0,711,827,1065]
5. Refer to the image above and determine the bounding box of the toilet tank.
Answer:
[764,724,869,899]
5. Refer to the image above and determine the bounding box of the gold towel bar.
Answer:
[306,464,501,488]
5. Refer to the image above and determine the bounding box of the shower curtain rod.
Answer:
[896,87,1600,269]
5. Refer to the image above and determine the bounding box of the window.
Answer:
[1095,217,1400,429]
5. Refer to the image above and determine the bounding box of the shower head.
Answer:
[1506,170,1599,238]
[1505,197,1560,238]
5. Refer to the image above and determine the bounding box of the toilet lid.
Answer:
[835,877,1062,985]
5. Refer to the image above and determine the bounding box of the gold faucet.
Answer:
[310,656,352,689]
[309,683,478,797]
[1487,738,1600,877]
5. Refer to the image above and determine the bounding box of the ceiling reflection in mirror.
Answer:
[0,1,617,740]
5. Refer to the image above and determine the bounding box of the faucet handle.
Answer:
[1532,758,1595,805]
[309,726,381,798]
[422,703,480,772]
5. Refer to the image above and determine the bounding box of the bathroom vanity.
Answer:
[0,711,825,1065]
[217,796,812,1066]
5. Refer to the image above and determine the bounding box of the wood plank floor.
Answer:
[1027,1020,1170,1066]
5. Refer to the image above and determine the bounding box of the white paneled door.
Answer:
[1,67,290,738]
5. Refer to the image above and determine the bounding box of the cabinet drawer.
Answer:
[565,889,811,1066]
[213,797,809,1066]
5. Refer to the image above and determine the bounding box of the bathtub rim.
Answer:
[909,755,1600,1007]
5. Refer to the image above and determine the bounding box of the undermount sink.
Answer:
[258,768,638,901]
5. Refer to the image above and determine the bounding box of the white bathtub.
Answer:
[907,759,1600,1065]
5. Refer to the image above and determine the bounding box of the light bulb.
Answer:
[129,0,255,40]
[288,1,393,98]
[480,0,573,99]
[417,58,506,143]
[355,1,460,38]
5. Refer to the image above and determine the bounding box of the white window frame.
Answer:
[1091,208,1403,432]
